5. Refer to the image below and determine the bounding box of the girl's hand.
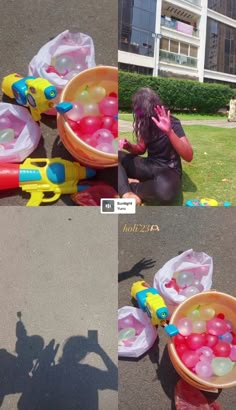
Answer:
[152,105,171,136]
[118,138,130,150]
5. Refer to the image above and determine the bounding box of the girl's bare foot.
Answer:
[128,178,140,184]
[122,192,142,206]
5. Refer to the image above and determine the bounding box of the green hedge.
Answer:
[119,71,234,113]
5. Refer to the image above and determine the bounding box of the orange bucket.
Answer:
[57,66,118,169]
[168,291,236,393]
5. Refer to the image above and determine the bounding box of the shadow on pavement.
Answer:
[118,258,156,282]
[0,313,117,409]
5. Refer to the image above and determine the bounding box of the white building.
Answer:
[118,0,236,85]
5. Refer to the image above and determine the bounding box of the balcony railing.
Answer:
[185,0,201,6]
[161,17,199,37]
[159,50,198,68]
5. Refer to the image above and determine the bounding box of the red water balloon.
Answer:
[111,120,118,138]
[205,333,218,348]
[77,116,102,135]
[213,341,231,357]
[186,333,206,350]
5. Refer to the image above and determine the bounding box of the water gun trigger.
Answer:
[40,192,61,204]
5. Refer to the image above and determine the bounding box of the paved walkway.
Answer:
[119,119,236,132]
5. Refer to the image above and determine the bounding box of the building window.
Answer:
[205,18,236,76]
[208,0,236,20]
[180,43,189,56]
[160,38,169,51]
[170,40,179,53]
[119,63,153,75]
[118,0,157,57]
[190,45,198,58]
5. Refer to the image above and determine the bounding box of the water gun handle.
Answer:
[27,192,45,207]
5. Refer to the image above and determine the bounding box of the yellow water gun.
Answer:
[1,73,58,121]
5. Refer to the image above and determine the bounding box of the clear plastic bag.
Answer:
[0,103,41,162]
[153,249,213,309]
[118,306,158,358]
[28,29,96,91]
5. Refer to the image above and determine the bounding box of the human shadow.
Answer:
[0,314,117,410]
[118,258,156,282]
[0,312,44,406]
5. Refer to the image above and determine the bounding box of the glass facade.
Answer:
[118,0,157,57]
[119,63,153,75]
[205,18,236,75]
[208,0,236,20]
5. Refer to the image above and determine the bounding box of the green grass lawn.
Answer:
[120,125,236,206]
[119,112,226,122]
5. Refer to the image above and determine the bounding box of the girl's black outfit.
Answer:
[118,117,184,204]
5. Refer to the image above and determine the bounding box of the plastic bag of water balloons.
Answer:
[118,306,158,358]
[28,30,96,113]
[71,182,118,206]
[0,103,41,162]
[153,249,213,309]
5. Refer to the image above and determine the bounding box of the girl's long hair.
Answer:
[132,87,164,143]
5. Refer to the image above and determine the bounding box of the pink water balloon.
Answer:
[196,346,214,362]
[206,318,229,336]
[93,129,114,144]
[230,345,236,362]
[181,350,200,369]
[96,142,115,154]
[122,337,137,347]
[99,96,118,116]
[195,361,213,378]
[102,116,115,131]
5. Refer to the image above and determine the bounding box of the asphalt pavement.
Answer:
[0,208,118,409]
[118,207,236,410]
[0,0,117,206]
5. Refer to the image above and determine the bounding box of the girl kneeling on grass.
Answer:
[118,87,193,205]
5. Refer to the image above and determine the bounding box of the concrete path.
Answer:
[119,119,236,132]
[0,208,118,410]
